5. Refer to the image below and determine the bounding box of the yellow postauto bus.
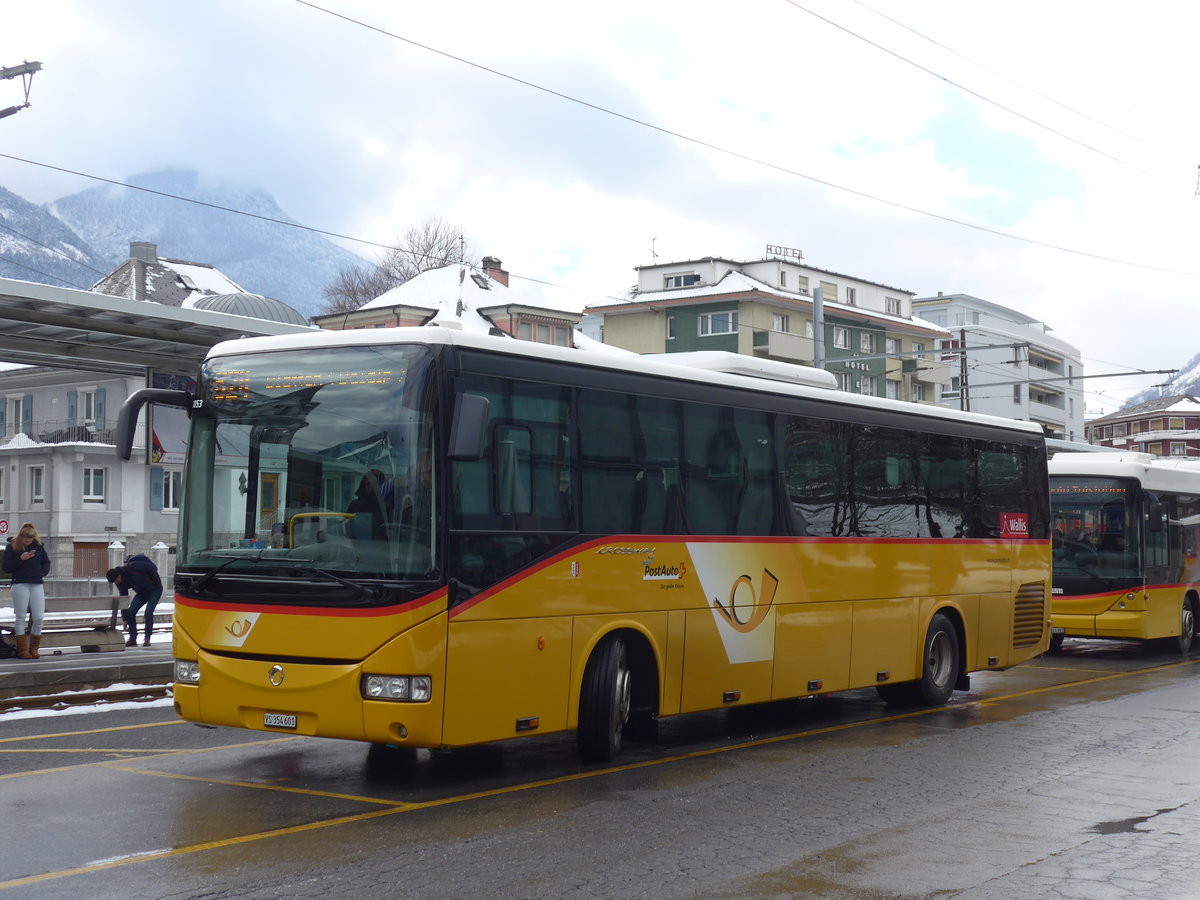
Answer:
[1049,452,1200,653]
[118,327,1050,762]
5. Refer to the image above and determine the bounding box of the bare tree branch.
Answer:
[319,217,476,314]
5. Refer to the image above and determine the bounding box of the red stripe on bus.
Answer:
[174,587,448,618]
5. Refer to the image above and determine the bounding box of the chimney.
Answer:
[482,256,508,287]
[130,241,158,263]
[129,242,157,303]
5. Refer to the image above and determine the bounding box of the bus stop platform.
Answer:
[0,639,173,703]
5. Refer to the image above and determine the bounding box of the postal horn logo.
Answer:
[714,569,778,633]
[226,618,254,638]
[207,611,260,648]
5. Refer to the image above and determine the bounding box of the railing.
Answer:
[0,420,118,446]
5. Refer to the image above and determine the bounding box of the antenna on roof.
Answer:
[649,237,658,263]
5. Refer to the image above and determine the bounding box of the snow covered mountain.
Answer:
[0,185,111,291]
[1124,350,1200,407]
[0,170,370,320]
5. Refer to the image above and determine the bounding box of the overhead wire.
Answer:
[778,0,1165,182]
[843,0,1151,149]
[288,0,1200,281]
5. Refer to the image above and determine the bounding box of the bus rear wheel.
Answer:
[1175,597,1195,655]
[577,635,632,763]
[877,612,961,707]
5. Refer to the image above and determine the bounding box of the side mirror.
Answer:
[448,393,490,460]
[116,388,193,461]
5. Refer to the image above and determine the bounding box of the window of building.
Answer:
[779,271,787,288]
[885,337,900,355]
[805,320,814,338]
[83,466,106,502]
[1170,417,1185,429]
[0,467,5,505]
[773,313,789,333]
[81,389,98,424]
[664,273,700,289]
[163,470,183,510]
[885,379,900,400]
[845,287,857,306]
[518,322,532,340]
[554,325,570,347]
[912,341,926,358]
[1113,423,1126,437]
[885,297,902,316]
[1013,384,1023,404]
[28,465,43,504]
[1171,442,1189,456]
[834,372,850,391]
[860,332,875,353]
[666,315,676,340]
[819,281,838,302]
[912,384,926,402]
[859,375,877,396]
[6,395,26,437]
[698,311,738,336]
[1149,443,1163,457]
[833,327,850,349]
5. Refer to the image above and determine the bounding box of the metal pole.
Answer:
[812,287,825,370]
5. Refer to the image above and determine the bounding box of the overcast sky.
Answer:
[3,0,1199,414]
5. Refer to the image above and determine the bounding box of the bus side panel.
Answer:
[973,593,1009,668]
[1144,585,1185,640]
[849,597,917,688]
[772,601,853,698]
[680,608,775,713]
[442,616,574,747]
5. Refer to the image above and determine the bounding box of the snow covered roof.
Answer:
[588,269,948,335]
[1091,394,1200,423]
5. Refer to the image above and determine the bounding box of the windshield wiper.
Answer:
[287,565,381,604]
[190,552,263,593]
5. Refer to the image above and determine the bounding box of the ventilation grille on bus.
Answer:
[1012,581,1047,649]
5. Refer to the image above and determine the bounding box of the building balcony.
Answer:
[0,420,118,448]
[902,356,953,386]
[752,330,814,365]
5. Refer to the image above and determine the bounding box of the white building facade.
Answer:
[913,293,1084,440]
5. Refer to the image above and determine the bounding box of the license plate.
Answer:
[264,712,297,729]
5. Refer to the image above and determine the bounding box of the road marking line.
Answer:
[3,655,1198,890]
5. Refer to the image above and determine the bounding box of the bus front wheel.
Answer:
[877,612,961,707]
[577,635,632,763]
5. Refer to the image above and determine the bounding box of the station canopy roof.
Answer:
[0,276,313,376]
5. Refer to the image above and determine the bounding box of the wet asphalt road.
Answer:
[4,638,1200,899]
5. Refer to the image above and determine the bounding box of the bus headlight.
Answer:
[361,674,432,702]
[175,660,201,684]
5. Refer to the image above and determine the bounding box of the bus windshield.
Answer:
[179,344,438,581]
[1050,476,1139,578]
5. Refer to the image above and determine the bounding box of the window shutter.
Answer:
[95,388,106,427]
[150,467,164,510]
[67,390,77,426]
[22,396,32,435]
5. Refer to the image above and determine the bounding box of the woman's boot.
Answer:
[15,634,31,659]
[28,634,41,659]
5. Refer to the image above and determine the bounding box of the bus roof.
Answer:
[1049,451,1200,494]
[206,326,1046,439]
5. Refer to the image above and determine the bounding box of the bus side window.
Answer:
[783,415,844,537]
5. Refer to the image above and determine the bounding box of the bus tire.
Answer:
[577,635,632,763]
[1048,632,1065,654]
[1175,597,1195,655]
[877,612,960,707]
